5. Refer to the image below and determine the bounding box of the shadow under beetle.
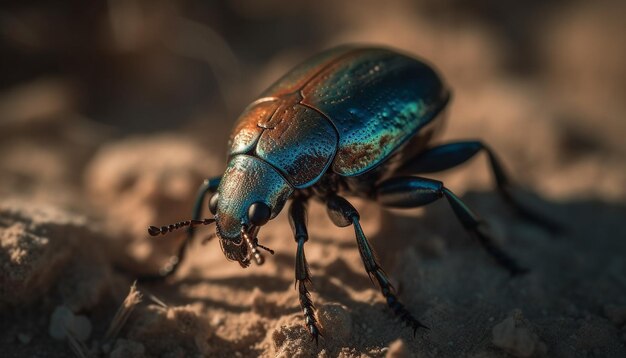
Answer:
[145,45,559,342]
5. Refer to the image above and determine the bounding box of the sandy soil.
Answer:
[1,1,625,357]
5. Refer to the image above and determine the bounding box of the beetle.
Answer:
[145,45,557,341]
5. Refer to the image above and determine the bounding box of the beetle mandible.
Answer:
[145,45,557,341]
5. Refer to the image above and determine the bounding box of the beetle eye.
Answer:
[209,193,219,215]
[248,202,271,226]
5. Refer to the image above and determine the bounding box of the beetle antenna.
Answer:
[148,218,215,236]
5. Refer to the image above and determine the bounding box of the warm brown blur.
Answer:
[1,1,625,357]
[2,1,624,201]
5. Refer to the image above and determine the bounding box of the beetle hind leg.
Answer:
[289,198,322,342]
[354,218,429,334]
[375,176,528,276]
[441,187,528,275]
[326,194,428,335]
[397,140,561,234]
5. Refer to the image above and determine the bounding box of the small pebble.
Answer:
[317,303,353,342]
[49,305,92,341]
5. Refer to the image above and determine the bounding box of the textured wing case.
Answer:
[228,99,276,155]
[261,46,358,98]
[228,98,338,189]
[256,103,337,188]
[228,46,448,187]
[300,48,449,176]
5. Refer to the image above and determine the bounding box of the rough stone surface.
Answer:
[109,339,146,358]
[317,303,353,343]
[0,201,86,308]
[271,318,318,358]
[125,304,212,357]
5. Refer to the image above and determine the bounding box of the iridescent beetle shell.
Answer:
[147,45,546,340]
[215,46,450,245]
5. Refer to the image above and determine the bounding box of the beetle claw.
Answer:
[309,325,321,345]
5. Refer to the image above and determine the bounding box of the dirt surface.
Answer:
[1,1,625,357]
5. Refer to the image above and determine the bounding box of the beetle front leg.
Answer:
[165,176,222,276]
[325,194,428,335]
[397,141,561,233]
[189,176,222,238]
[288,197,321,342]
[375,176,527,276]
[142,176,222,281]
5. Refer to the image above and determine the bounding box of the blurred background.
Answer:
[1,1,625,356]
[1,0,624,204]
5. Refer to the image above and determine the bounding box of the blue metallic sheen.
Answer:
[299,48,449,176]
[228,46,449,185]
[219,45,449,246]
[256,104,337,188]
[375,176,443,208]
[215,155,293,241]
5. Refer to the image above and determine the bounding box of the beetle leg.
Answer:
[397,141,561,233]
[375,176,528,276]
[325,194,428,335]
[167,176,222,276]
[288,198,321,343]
[141,176,221,282]
[189,176,222,238]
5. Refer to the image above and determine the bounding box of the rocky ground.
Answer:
[1,1,625,357]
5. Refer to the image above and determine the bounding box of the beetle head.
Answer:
[213,155,292,266]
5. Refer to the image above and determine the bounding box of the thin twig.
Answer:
[103,281,143,344]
